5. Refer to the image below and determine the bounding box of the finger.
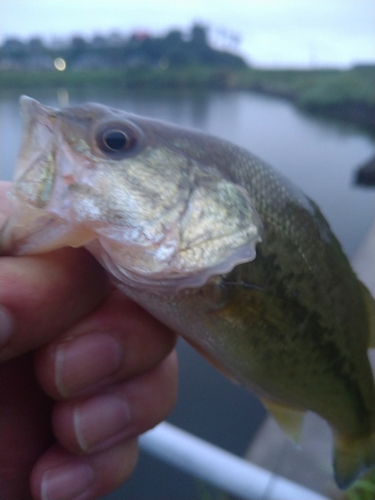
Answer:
[0,247,110,362]
[52,350,178,454]
[0,353,53,500]
[0,181,11,227]
[30,439,139,500]
[35,288,177,400]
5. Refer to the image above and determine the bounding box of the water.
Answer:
[1,87,374,499]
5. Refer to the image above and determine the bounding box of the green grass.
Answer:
[344,470,375,500]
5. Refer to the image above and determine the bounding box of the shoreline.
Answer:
[1,66,374,134]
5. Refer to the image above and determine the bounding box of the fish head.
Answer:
[3,96,263,293]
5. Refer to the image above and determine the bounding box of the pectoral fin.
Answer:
[261,398,306,445]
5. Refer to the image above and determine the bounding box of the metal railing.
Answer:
[139,422,330,500]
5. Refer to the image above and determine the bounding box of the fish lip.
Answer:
[14,97,58,188]
[19,95,55,115]
[19,95,57,142]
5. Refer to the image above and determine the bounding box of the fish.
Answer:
[1,95,375,489]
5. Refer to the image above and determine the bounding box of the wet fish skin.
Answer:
[2,96,375,489]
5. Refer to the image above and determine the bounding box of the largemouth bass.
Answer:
[2,96,375,489]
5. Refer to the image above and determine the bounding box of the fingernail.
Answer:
[0,305,13,348]
[74,394,131,451]
[41,462,94,500]
[55,333,122,396]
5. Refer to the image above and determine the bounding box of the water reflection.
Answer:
[56,87,70,106]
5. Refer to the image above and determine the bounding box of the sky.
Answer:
[1,0,374,68]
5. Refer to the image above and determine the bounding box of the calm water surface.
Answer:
[1,88,374,499]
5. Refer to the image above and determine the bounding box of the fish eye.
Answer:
[96,124,138,156]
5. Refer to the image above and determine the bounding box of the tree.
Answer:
[28,37,45,53]
[190,24,208,47]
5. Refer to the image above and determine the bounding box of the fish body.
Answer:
[2,96,375,488]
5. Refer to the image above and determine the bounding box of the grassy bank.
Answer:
[1,65,374,132]
[239,66,375,131]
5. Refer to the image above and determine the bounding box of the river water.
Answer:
[1,87,374,499]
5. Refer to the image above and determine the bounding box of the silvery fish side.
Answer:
[2,96,375,489]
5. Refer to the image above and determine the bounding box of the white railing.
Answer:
[139,422,330,500]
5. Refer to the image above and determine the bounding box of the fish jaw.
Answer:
[2,96,263,293]
[1,97,97,254]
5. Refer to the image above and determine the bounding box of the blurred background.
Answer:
[1,1,374,499]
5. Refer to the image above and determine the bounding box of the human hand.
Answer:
[0,181,178,500]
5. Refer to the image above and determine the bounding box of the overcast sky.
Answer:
[1,0,374,68]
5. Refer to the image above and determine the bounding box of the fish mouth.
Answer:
[1,96,96,255]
